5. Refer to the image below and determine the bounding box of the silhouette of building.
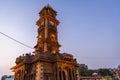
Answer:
[1,75,14,80]
[79,64,88,70]
[11,5,79,80]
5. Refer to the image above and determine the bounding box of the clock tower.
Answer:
[34,5,61,54]
[11,5,79,80]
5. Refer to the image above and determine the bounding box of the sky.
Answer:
[0,0,120,78]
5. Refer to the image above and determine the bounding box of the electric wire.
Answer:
[0,32,33,49]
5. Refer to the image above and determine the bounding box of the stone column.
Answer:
[61,70,64,80]
[72,69,76,80]
[67,69,69,80]
[76,68,79,80]
[36,62,43,80]
[44,18,48,52]
[70,69,73,80]
[14,73,16,80]
[56,64,59,80]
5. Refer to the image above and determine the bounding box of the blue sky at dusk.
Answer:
[0,0,120,78]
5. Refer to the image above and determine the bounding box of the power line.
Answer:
[0,32,34,49]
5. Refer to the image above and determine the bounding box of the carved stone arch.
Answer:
[62,71,66,80]
[59,67,62,80]
[45,75,49,80]
[72,69,75,80]
[63,66,71,80]
[68,68,72,80]
[65,67,72,80]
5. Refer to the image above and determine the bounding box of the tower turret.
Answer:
[34,5,61,54]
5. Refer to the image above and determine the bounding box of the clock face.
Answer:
[50,34,56,41]
[38,35,42,39]
[52,50,56,54]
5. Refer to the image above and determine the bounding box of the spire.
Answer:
[39,4,57,17]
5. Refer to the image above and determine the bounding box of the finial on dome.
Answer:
[46,3,52,9]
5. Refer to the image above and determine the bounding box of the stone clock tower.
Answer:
[11,5,79,80]
[34,5,61,54]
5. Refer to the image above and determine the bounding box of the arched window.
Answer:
[69,69,72,80]
[62,71,66,80]
[72,70,75,80]
[50,34,56,41]
[45,75,49,80]
[59,71,62,80]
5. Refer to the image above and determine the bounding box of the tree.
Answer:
[78,67,87,76]
[97,69,113,77]
[78,67,95,76]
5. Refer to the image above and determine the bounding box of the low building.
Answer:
[79,76,103,80]
[79,72,103,80]
[1,75,14,80]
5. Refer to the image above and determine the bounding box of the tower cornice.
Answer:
[36,15,59,27]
